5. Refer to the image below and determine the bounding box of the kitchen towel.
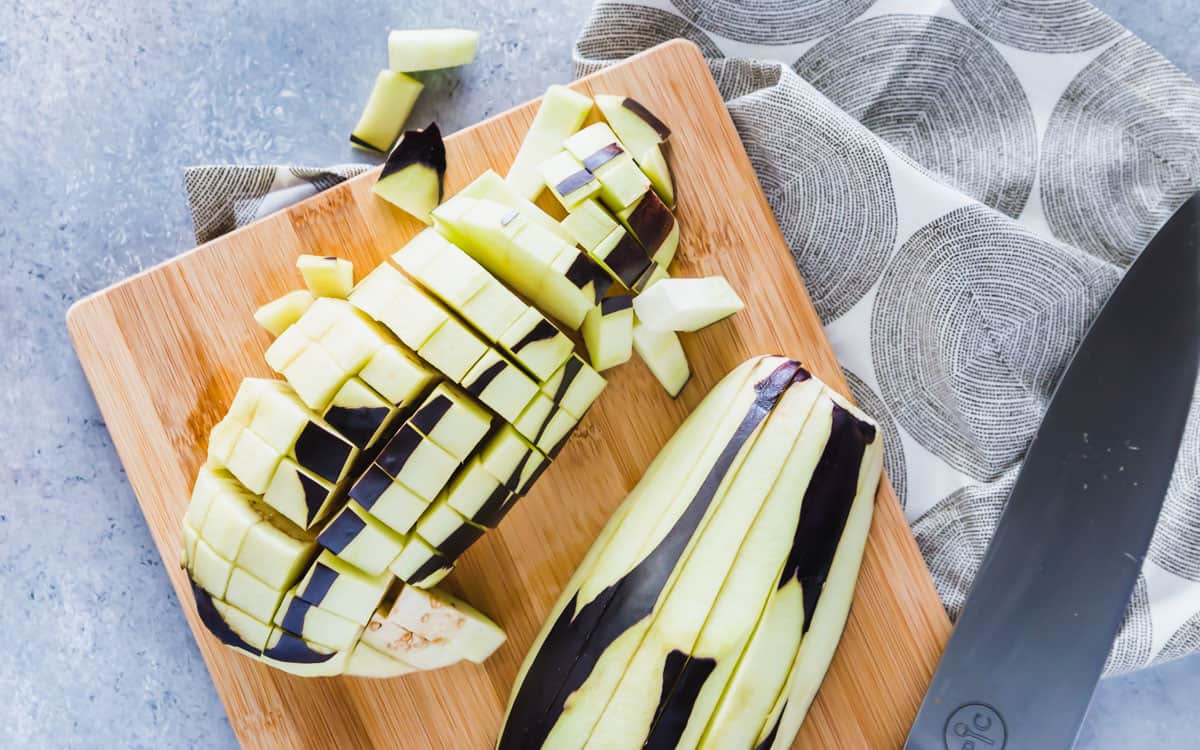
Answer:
[184,0,1200,674]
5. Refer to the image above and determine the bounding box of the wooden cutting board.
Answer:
[67,39,950,749]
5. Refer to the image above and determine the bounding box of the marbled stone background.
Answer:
[1,1,1196,748]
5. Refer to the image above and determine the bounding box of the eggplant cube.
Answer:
[417,317,489,383]
[616,191,676,267]
[389,535,454,589]
[236,512,318,591]
[247,388,315,454]
[225,428,284,495]
[462,349,539,425]
[373,125,446,226]
[262,458,338,530]
[359,344,438,407]
[563,123,624,167]
[211,598,275,653]
[317,501,407,576]
[633,276,745,333]
[633,315,691,397]
[561,199,619,252]
[317,313,388,373]
[594,95,670,163]
[293,297,354,340]
[591,226,651,290]
[275,589,363,651]
[638,143,675,208]
[497,307,574,382]
[199,484,264,561]
[582,296,634,371]
[349,464,431,535]
[295,550,392,625]
[393,229,490,308]
[459,280,528,341]
[409,383,492,461]
[387,29,479,72]
[350,264,449,350]
[182,523,200,569]
[254,290,315,337]
[375,424,460,501]
[415,502,486,560]
[297,255,354,298]
[505,84,594,200]
[480,425,547,495]
[539,354,607,421]
[280,343,351,412]
[205,416,245,469]
[186,467,234,531]
[592,154,651,212]
[539,151,600,211]
[192,539,234,599]
[350,70,423,154]
[323,378,397,450]
[444,458,514,528]
[264,325,310,373]
[535,407,579,457]
[225,567,287,625]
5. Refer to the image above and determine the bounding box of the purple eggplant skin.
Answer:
[565,253,614,305]
[324,405,390,450]
[374,424,424,479]
[643,649,717,749]
[410,394,453,436]
[316,505,367,556]
[622,98,671,140]
[625,190,675,255]
[378,123,446,199]
[497,360,803,750]
[190,580,262,657]
[263,631,338,664]
[293,423,354,484]
[511,320,559,354]
[600,295,634,315]
[781,404,876,629]
[645,398,878,745]
[607,233,653,288]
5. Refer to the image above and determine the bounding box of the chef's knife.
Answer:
[905,193,1200,750]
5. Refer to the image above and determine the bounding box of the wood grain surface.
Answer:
[67,40,950,750]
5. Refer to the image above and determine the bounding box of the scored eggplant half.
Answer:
[498,356,883,749]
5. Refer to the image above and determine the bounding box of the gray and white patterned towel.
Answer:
[184,0,1200,674]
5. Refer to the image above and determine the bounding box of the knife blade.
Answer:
[905,193,1200,750]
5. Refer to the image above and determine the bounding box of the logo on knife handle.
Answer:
[945,704,1006,750]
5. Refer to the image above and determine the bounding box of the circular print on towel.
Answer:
[871,205,1113,480]
[1102,574,1152,675]
[1042,36,1200,265]
[912,480,1008,620]
[670,0,872,46]
[575,3,722,65]
[735,87,896,322]
[1154,609,1200,666]
[844,369,908,509]
[952,0,1122,53]
[795,15,1037,217]
[1148,387,1200,581]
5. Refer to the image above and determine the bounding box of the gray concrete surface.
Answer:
[0,1,1195,747]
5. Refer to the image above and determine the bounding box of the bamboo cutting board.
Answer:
[67,40,950,749]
